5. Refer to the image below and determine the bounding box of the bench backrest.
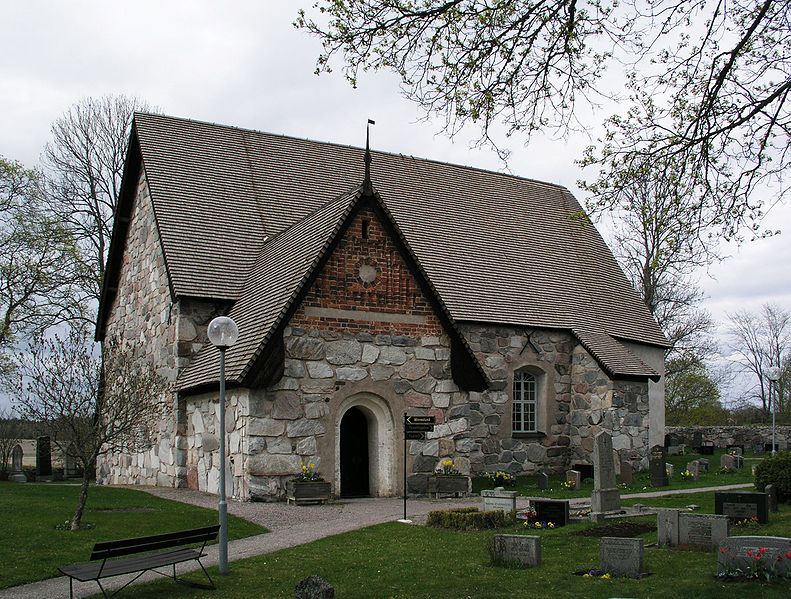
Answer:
[90,525,220,561]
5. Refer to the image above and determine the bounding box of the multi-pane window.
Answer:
[512,371,537,433]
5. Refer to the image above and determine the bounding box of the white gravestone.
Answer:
[481,487,517,513]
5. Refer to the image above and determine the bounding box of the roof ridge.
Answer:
[133,111,570,193]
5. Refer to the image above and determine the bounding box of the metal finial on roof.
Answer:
[363,119,375,195]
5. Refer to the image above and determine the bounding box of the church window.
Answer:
[512,371,537,433]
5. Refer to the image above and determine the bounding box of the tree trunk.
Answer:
[71,468,92,530]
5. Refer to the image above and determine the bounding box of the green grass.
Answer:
[472,448,756,498]
[0,482,267,589]
[87,491,791,599]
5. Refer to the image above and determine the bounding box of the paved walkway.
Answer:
[1,482,753,599]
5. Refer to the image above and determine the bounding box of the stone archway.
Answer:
[335,393,396,497]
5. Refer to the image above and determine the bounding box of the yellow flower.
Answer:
[583,573,592,578]
[535,523,542,528]
[548,522,554,528]
[601,573,611,579]
[309,463,316,469]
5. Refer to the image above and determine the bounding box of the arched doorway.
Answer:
[340,407,370,497]
[335,393,396,497]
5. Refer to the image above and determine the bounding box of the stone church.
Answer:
[96,113,668,501]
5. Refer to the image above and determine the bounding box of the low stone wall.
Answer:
[665,426,791,449]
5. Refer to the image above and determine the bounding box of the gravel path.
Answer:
[0,482,753,599]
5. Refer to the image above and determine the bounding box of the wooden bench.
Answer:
[58,524,220,598]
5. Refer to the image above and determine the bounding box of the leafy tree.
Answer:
[12,325,168,530]
[727,303,791,418]
[665,353,727,425]
[0,408,22,479]
[298,0,791,238]
[0,156,80,356]
[44,95,150,317]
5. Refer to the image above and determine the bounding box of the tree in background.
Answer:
[298,0,791,241]
[665,354,729,425]
[44,95,149,318]
[0,408,22,479]
[13,325,167,530]
[0,156,80,368]
[727,303,791,420]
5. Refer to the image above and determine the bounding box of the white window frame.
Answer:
[512,370,537,433]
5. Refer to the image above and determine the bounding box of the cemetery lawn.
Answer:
[0,482,266,589]
[472,448,757,498]
[83,492,791,599]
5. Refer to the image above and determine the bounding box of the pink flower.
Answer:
[720,548,726,554]
[747,550,753,556]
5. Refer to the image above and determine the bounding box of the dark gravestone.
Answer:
[699,441,714,455]
[664,433,679,448]
[537,470,549,490]
[715,491,769,524]
[692,431,703,450]
[572,463,594,481]
[650,445,668,487]
[295,575,334,599]
[36,436,52,478]
[533,499,569,527]
[620,462,634,485]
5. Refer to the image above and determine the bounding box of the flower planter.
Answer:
[286,480,331,505]
[427,475,470,498]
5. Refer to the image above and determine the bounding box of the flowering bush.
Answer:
[485,471,515,487]
[733,517,760,529]
[292,462,324,482]
[718,546,791,582]
[435,459,460,476]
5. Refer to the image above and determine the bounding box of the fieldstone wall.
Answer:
[185,389,249,498]
[97,167,182,488]
[666,426,791,449]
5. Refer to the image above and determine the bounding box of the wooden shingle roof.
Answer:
[99,113,668,389]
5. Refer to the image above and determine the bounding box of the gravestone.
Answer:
[590,431,620,513]
[766,484,778,514]
[753,443,765,456]
[715,491,769,524]
[492,534,541,568]
[295,575,334,599]
[650,445,668,487]
[572,463,594,481]
[533,499,569,526]
[665,463,674,478]
[482,487,518,513]
[718,536,791,577]
[537,470,549,490]
[667,444,685,456]
[720,454,737,471]
[566,469,581,491]
[679,513,729,548]
[733,455,744,469]
[726,444,744,456]
[620,462,634,485]
[686,460,700,480]
[659,511,729,548]
[692,431,703,450]
[657,509,680,546]
[599,537,643,578]
[10,444,26,482]
[700,441,715,455]
[36,436,52,478]
[697,458,710,472]
[664,433,679,447]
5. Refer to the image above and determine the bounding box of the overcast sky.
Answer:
[2,2,789,403]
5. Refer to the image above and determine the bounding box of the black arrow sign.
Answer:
[405,415,436,425]
[405,431,426,440]
[405,423,434,432]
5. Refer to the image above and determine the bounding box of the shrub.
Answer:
[754,450,791,502]
[426,507,517,530]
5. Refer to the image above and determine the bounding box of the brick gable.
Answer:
[290,204,443,337]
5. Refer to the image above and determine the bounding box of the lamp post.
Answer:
[768,366,781,455]
[207,316,239,575]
